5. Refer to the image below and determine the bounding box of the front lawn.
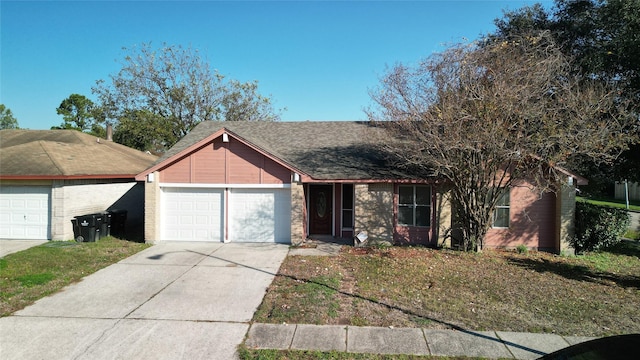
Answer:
[254,242,640,337]
[577,196,640,212]
[0,237,150,316]
[238,347,495,360]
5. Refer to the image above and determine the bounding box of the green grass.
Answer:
[624,229,640,240]
[577,196,640,212]
[237,346,498,360]
[0,237,150,316]
[15,273,55,287]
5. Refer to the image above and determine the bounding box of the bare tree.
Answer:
[368,32,635,251]
[93,43,281,152]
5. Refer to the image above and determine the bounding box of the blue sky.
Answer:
[1,0,550,130]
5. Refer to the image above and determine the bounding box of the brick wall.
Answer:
[556,180,576,254]
[435,185,452,247]
[290,181,305,245]
[144,172,160,243]
[354,183,394,243]
[484,183,557,251]
[51,180,143,241]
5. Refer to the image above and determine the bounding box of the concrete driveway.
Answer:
[0,242,289,360]
[0,240,48,258]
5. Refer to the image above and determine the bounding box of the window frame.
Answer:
[341,184,354,230]
[492,188,510,228]
[397,185,431,227]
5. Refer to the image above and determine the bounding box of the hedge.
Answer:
[572,201,630,253]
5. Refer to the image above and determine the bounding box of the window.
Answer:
[398,185,431,227]
[342,184,354,229]
[492,189,510,228]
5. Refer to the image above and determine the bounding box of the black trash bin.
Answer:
[90,212,110,240]
[71,218,80,241]
[72,214,100,242]
[102,211,112,238]
[109,209,127,238]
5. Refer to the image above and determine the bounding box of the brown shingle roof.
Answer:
[0,129,157,178]
[154,121,423,181]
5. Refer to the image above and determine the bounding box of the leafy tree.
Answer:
[491,0,640,187]
[93,43,281,152]
[0,104,19,129]
[367,33,634,251]
[54,94,102,134]
[113,109,175,155]
[222,79,283,123]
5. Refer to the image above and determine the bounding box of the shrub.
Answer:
[516,244,529,254]
[572,201,630,253]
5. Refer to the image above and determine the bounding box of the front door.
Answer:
[309,185,333,235]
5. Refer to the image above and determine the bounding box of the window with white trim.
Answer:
[492,189,510,228]
[398,185,431,227]
[342,184,354,229]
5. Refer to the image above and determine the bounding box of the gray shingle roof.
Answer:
[156,121,423,180]
[0,129,157,178]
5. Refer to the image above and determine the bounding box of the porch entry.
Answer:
[309,185,333,235]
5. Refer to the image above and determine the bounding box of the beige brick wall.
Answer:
[49,180,141,241]
[434,185,452,248]
[144,172,160,243]
[556,179,576,254]
[290,181,305,245]
[354,183,394,243]
[51,180,65,240]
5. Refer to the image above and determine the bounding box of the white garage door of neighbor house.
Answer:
[0,186,51,240]
[161,188,224,242]
[228,188,291,243]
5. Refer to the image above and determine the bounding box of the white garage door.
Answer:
[0,186,51,240]
[228,188,291,243]
[161,188,223,241]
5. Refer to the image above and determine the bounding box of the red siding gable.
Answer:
[160,136,291,184]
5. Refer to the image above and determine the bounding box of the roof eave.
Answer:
[299,176,441,184]
[555,166,589,186]
[0,174,138,181]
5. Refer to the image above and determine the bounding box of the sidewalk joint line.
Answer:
[289,324,298,350]
[345,326,349,352]
[421,327,432,356]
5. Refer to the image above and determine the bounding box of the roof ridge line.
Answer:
[222,127,301,173]
[38,140,65,175]
[101,140,153,161]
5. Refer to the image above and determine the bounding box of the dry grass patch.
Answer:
[238,346,495,360]
[254,242,640,336]
[0,237,150,316]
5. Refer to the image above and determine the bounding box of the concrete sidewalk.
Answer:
[246,323,595,359]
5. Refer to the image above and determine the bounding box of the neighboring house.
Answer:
[136,121,584,253]
[0,129,157,241]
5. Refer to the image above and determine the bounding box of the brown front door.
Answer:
[309,185,333,235]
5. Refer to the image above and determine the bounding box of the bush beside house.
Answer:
[573,201,630,253]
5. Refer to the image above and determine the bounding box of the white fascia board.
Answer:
[159,183,292,189]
